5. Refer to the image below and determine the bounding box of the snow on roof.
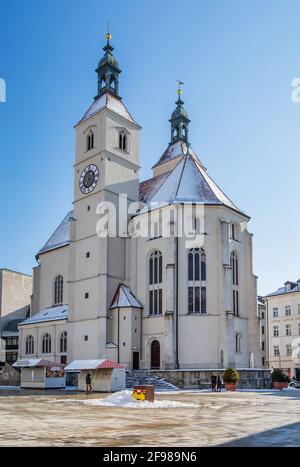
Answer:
[140,151,242,214]
[139,172,171,204]
[19,305,68,326]
[78,93,137,125]
[266,285,300,297]
[152,141,205,169]
[64,359,124,371]
[13,359,64,369]
[110,284,143,309]
[38,211,73,256]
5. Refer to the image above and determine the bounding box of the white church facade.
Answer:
[18,33,261,371]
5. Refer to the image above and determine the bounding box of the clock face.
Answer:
[79,164,99,194]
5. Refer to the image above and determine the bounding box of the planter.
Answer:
[273,382,289,390]
[225,382,237,392]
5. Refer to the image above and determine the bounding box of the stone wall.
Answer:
[151,369,272,390]
[0,269,32,318]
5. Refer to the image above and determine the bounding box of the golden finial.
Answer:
[177,80,184,96]
[106,21,111,42]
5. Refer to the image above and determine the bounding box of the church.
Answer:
[18,31,261,371]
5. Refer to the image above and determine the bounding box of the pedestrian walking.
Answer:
[86,373,92,394]
[217,374,223,392]
[210,373,217,392]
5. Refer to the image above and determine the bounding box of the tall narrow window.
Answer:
[235,333,241,353]
[86,130,94,151]
[42,333,51,354]
[118,130,127,151]
[149,250,163,315]
[188,248,207,314]
[60,331,67,353]
[25,335,34,355]
[231,251,239,316]
[54,275,64,305]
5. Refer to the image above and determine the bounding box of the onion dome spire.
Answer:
[169,80,190,144]
[95,23,121,100]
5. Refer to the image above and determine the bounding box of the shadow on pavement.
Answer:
[219,421,300,447]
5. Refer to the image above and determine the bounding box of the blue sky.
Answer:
[0,0,299,295]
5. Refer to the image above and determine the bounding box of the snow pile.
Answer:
[82,390,198,409]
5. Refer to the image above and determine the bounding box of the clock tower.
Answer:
[67,31,141,361]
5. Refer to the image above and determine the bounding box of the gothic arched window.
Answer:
[60,331,67,353]
[149,250,163,315]
[231,251,239,316]
[118,130,127,151]
[188,248,207,314]
[54,275,64,305]
[86,130,94,151]
[25,335,34,355]
[42,333,52,354]
[182,125,187,140]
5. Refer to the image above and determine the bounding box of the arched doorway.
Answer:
[151,340,160,369]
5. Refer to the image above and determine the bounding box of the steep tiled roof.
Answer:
[152,141,205,169]
[140,151,243,214]
[139,172,171,204]
[38,211,73,256]
[78,93,138,126]
[110,284,142,309]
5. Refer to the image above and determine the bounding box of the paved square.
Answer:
[0,389,300,446]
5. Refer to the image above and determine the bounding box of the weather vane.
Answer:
[177,80,184,96]
[106,21,111,43]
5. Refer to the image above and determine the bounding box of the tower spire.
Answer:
[95,24,122,100]
[169,81,190,144]
[106,20,111,44]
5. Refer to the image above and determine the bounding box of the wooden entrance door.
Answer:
[151,340,160,369]
[133,351,139,370]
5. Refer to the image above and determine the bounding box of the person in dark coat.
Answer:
[86,373,92,394]
[210,373,217,392]
[217,374,223,392]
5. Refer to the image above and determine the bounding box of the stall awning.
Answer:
[64,359,124,371]
[13,359,64,369]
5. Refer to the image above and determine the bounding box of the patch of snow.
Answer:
[110,284,142,309]
[78,390,198,409]
[19,305,68,326]
[38,211,72,255]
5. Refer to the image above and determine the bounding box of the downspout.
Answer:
[175,234,179,369]
[117,307,120,363]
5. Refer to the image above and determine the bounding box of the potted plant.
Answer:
[271,369,290,390]
[223,368,239,391]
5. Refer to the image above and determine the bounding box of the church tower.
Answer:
[67,30,141,361]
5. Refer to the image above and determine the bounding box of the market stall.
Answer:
[13,359,65,389]
[64,359,125,392]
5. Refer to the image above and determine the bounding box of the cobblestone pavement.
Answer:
[0,389,299,446]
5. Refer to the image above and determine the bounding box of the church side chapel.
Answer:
[18,30,261,371]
